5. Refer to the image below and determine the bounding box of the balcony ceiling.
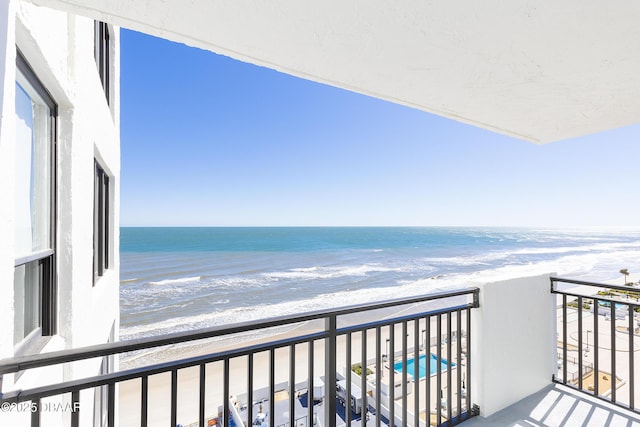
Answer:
[34,0,640,143]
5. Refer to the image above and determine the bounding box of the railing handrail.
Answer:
[0,287,479,376]
[551,276,640,294]
[0,330,328,403]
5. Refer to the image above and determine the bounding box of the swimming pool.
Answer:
[598,301,625,310]
[393,354,455,380]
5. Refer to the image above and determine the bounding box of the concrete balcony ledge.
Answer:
[463,383,640,426]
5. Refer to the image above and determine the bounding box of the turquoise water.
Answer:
[121,226,524,253]
[394,354,455,379]
[119,227,640,340]
[597,301,626,309]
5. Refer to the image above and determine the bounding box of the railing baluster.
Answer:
[71,390,79,427]
[630,305,635,409]
[436,314,442,425]
[425,315,431,425]
[141,375,148,427]
[611,301,616,403]
[361,328,368,427]
[375,325,381,427]
[199,363,206,427]
[447,311,452,422]
[308,340,314,427]
[389,324,395,427]
[578,296,583,391]
[171,369,178,427]
[269,349,275,427]
[414,319,420,427]
[325,314,337,427]
[108,383,115,427]
[456,309,462,423]
[223,358,230,427]
[248,353,254,427]
[594,297,599,396]
[346,332,352,426]
[466,308,471,416]
[31,399,39,427]
[402,321,408,426]
[562,294,567,385]
[290,344,295,427]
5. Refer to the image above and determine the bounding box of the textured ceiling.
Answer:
[34,0,640,143]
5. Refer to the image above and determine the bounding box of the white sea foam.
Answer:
[266,265,365,280]
[509,241,640,256]
[148,276,201,286]
[120,247,640,341]
[211,277,271,289]
[421,241,640,268]
[119,226,640,352]
[265,263,421,281]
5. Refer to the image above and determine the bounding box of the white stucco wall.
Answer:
[0,1,120,425]
[471,274,556,417]
[0,0,17,365]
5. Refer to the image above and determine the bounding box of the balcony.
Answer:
[2,274,640,426]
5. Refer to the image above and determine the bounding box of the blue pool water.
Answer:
[394,353,455,379]
[598,301,625,310]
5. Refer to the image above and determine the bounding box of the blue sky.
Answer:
[120,29,640,227]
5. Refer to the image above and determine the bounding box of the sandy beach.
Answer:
[117,271,640,426]
[118,297,469,426]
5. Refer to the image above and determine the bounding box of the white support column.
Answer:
[471,274,557,417]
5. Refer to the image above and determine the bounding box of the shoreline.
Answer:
[117,271,640,425]
[118,297,466,426]
[120,227,640,345]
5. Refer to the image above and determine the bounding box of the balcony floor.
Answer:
[463,384,640,427]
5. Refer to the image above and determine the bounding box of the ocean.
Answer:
[120,226,640,341]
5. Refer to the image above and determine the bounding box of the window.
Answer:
[94,21,111,104]
[94,161,110,283]
[14,50,57,347]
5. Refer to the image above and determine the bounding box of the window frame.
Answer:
[14,49,58,349]
[94,161,110,284]
[94,20,111,105]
